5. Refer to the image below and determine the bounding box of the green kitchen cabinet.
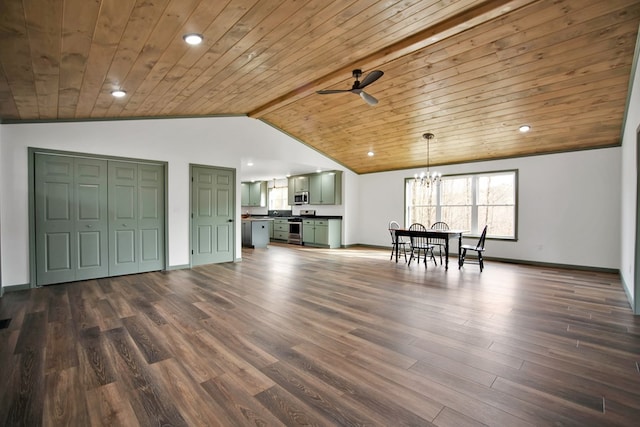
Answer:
[287,175,309,205]
[309,171,342,205]
[302,219,341,248]
[290,175,309,192]
[241,181,267,207]
[272,219,289,241]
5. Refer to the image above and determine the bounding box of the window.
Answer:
[268,185,290,210]
[405,170,517,239]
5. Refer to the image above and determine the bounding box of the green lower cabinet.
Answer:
[302,219,341,248]
[272,219,289,241]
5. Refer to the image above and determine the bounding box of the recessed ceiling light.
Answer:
[111,90,126,98]
[367,151,374,157]
[247,162,253,166]
[316,169,322,173]
[519,125,531,133]
[183,33,203,45]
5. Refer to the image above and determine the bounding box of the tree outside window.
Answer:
[405,170,516,238]
[268,185,290,210]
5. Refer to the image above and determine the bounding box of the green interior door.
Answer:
[75,158,109,280]
[35,154,108,285]
[109,161,139,276]
[191,166,234,266]
[138,163,165,273]
[35,153,164,285]
[108,161,165,276]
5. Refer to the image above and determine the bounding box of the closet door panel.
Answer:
[75,158,108,280]
[35,154,76,285]
[138,164,164,272]
[108,162,139,276]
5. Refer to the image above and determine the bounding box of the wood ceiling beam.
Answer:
[248,0,538,119]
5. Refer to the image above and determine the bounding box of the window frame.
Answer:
[268,184,291,210]
[404,169,518,241]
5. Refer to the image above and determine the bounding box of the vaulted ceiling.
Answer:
[1,0,638,176]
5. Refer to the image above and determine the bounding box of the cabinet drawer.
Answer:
[314,220,327,226]
[274,223,288,232]
[273,231,289,240]
[303,219,315,225]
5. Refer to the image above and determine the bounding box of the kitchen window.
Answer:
[268,185,290,210]
[405,170,517,239]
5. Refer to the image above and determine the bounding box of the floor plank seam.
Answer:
[3,245,639,425]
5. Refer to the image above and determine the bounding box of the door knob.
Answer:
[86,225,93,228]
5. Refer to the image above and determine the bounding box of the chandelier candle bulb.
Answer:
[415,132,442,187]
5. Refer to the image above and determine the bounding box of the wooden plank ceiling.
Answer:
[1,0,638,175]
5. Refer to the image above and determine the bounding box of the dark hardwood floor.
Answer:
[1,243,639,426]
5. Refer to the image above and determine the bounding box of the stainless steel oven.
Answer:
[288,218,302,244]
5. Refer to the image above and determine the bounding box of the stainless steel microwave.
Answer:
[294,191,309,205]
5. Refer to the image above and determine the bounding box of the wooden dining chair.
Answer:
[459,225,488,272]
[388,220,408,262]
[408,223,437,267]
[430,221,449,265]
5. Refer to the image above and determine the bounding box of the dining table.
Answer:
[392,228,466,270]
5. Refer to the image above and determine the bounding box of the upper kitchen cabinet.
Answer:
[241,181,267,207]
[287,175,309,205]
[309,171,342,205]
[290,175,309,193]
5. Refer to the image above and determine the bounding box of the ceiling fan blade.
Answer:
[317,89,350,94]
[359,70,384,89]
[359,91,378,106]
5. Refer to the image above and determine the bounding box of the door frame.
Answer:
[635,125,640,314]
[189,163,237,267]
[28,148,169,288]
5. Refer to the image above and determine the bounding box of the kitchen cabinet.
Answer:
[287,171,342,205]
[272,219,289,241]
[290,175,309,192]
[241,219,270,248]
[309,171,342,205]
[302,219,341,248]
[287,175,309,205]
[241,181,267,207]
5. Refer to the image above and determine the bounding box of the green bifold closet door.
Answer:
[35,154,164,286]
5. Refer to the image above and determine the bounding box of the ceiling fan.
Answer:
[317,69,384,106]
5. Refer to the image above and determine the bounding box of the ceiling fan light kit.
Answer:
[317,69,384,106]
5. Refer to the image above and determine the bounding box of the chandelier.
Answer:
[414,132,441,187]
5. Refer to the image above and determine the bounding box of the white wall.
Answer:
[0,115,629,291]
[357,148,622,270]
[620,33,640,310]
[0,116,346,287]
